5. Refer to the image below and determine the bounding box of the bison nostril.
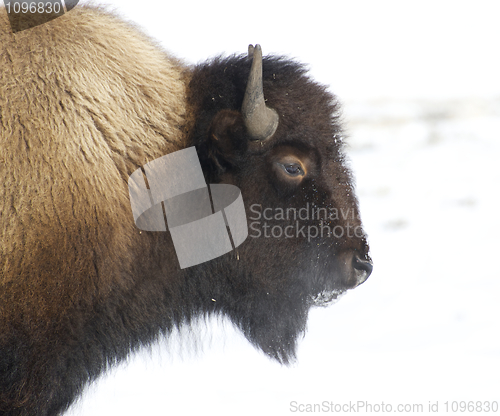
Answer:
[352,253,373,285]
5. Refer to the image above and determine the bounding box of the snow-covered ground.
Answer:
[65,1,500,415]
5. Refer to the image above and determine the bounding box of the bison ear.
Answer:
[208,109,247,171]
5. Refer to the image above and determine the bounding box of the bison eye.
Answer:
[272,153,308,184]
[283,163,303,176]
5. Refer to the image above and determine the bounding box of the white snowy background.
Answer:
[66,1,500,415]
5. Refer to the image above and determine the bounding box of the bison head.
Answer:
[185,45,372,363]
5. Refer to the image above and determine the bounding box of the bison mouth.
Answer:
[305,250,372,307]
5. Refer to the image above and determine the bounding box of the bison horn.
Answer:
[242,44,279,141]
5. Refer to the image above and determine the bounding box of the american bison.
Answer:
[0,5,372,416]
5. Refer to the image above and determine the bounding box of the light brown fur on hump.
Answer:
[0,6,190,321]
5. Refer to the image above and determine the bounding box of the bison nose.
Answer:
[352,253,373,286]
